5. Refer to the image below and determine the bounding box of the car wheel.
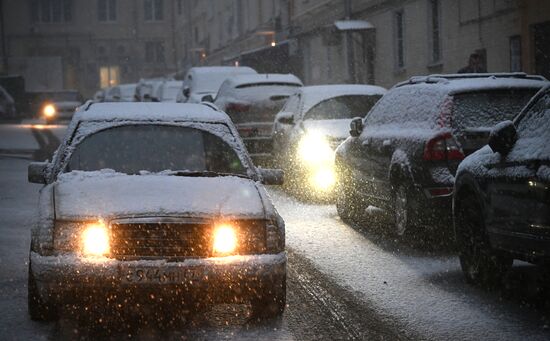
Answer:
[250,275,286,319]
[393,184,415,237]
[455,193,512,288]
[335,178,364,224]
[28,263,57,321]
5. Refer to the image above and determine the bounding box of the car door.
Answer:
[486,91,550,256]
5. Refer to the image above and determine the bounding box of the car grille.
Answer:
[110,219,266,259]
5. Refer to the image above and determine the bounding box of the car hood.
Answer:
[54,171,265,220]
[303,119,352,140]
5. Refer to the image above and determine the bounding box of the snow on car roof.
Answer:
[395,74,548,95]
[300,84,387,112]
[188,66,256,75]
[223,74,303,87]
[74,102,230,123]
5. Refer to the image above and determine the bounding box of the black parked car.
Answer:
[453,84,550,287]
[335,73,547,237]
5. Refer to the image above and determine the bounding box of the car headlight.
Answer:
[43,104,57,118]
[212,224,238,255]
[310,167,336,191]
[81,221,110,257]
[297,131,334,166]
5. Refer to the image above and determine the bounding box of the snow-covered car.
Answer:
[27,102,287,321]
[31,90,84,123]
[136,78,165,102]
[105,84,138,102]
[177,66,257,103]
[214,74,303,164]
[155,80,184,102]
[453,84,550,287]
[335,73,547,237]
[273,84,386,197]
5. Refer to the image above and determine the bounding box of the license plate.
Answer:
[121,268,201,284]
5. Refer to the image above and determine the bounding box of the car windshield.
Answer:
[451,89,537,130]
[48,92,82,102]
[304,95,382,120]
[66,125,246,176]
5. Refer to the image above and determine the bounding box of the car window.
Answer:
[304,95,381,121]
[67,125,246,175]
[364,87,443,128]
[451,89,537,131]
[516,93,550,139]
[282,93,300,113]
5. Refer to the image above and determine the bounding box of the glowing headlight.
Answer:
[311,167,336,191]
[43,104,57,118]
[212,224,238,255]
[81,222,110,256]
[297,131,334,166]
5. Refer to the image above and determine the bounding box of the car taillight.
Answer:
[226,102,250,112]
[423,132,465,161]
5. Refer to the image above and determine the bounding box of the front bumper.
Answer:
[30,251,286,307]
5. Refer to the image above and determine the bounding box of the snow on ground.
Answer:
[269,188,550,341]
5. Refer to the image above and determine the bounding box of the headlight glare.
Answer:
[212,224,238,255]
[297,131,334,166]
[81,222,110,256]
[43,104,57,118]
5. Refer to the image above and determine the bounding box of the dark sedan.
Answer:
[453,84,550,287]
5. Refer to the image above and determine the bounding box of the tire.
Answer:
[250,275,286,319]
[455,193,512,288]
[28,264,57,321]
[393,183,416,237]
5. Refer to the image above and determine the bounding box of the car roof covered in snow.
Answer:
[222,73,303,87]
[187,66,256,75]
[299,84,387,112]
[394,73,548,95]
[74,102,229,123]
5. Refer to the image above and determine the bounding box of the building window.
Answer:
[145,42,165,63]
[429,0,441,63]
[98,0,116,22]
[144,0,163,21]
[509,35,522,72]
[394,10,405,69]
[30,0,72,23]
[99,65,120,88]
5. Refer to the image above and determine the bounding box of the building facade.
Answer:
[187,0,550,89]
[0,0,183,97]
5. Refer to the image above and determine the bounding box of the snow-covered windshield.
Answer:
[304,95,382,121]
[66,125,246,175]
[451,89,537,131]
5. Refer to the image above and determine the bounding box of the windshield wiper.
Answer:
[165,170,249,179]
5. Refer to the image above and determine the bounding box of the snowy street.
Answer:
[0,123,549,340]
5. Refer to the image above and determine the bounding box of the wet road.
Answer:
[0,123,549,340]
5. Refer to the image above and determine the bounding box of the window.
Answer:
[145,42,165,63]
[30,0,72,23]
[394,10,405,69]
[99,65,120,88]
[144,0,163,21]
[304,95,383,121]
[429,0,441,63]
[98,0,116,22]
[509,35,522,72]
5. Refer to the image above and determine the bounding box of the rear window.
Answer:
[236,82,301,89]
[451,89,537,131]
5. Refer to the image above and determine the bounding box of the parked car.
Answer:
[453,84,550,287]
[214,74,303,164]
[27,102,287,321]
[136,78,165,102]
[93,89,106,102]
[0,85,16,119]
[105,84,138,102]
[177,66,257,104]
[30,90,84,123]
[334,73,547,236]
[273,84,386,197]
[156,80,184,102]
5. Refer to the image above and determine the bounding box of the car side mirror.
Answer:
[277,112,294,125]
[258,168,284,186]
[349,117,364,137]
[488,120,517,155]
[201,94,214,102]
[183,87,190,98]
[28,161,49,184]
